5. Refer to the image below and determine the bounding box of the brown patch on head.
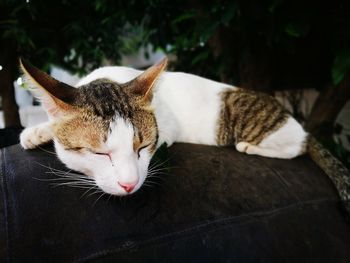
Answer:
[42,57,167,153]
[133,132,142,152]
[45,77,159,156]
[52,108,109,151]
[51,81,159,155]
[127,95,158,154]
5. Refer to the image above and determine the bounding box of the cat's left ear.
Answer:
[19,59,77,118]
[128,57,168,102]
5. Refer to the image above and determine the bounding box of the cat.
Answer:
[19,57,308,196]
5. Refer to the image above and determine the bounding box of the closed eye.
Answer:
[137,144,150,158]
[66,147,110,157]
[66,147,83,151]
[94,152,109,156]
[83,148,109,156]
[91,151,114,164]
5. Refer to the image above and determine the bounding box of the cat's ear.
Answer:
[19,59,77,118]
[128,57,168,102]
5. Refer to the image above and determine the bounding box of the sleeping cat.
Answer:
[19,57,308,196]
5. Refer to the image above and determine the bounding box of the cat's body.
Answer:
[20,58,308,196]
[78,66,307,158]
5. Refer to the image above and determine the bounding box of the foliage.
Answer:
[1,0,147,75]
[332,50,350,86]
[2,0,350,83]
[142,0,350,85]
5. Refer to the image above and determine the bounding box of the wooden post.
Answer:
[0,42,21,127]
[306,74,350,138]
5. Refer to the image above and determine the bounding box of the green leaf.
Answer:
[172,11,196,25]
[268,0,284,13]
[285,22,310,38]
[221,2,236,26]
[200,21,220,43]
[191,50,209,65]
[94,0,106,11]
[332,50,350,86]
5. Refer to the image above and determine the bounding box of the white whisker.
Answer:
[38,146,57,155]
[92,192,106,207]
[35,162,98,193]
[87,189,103,198]
[81,186,100,193]
[51,184,96,189]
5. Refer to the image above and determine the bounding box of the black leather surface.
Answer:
[1,143,350,263]
[0,128,22,148]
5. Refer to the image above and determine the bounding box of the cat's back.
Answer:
[161,71,227,89]
[155,71,235,110]
[77,65,230,91]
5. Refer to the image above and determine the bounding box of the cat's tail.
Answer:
[307,136,350,214]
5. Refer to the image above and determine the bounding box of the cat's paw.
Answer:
[20,124,53,149]
[236,142,251,153]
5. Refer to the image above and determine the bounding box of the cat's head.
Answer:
[20,58,167,195]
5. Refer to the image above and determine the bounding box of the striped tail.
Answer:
[308,136,350,214]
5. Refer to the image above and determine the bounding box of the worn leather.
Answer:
[1,143,350,263]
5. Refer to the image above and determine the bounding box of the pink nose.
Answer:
[118,182,137,193]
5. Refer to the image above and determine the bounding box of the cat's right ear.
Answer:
[19,59,77,118]
[128,57,168,103]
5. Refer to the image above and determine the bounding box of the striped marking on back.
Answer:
[217,88,288,146]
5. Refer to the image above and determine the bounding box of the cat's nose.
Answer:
[118,181,137,193]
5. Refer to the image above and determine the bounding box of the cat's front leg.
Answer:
[20,122,53,149]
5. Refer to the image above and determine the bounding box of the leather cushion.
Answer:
[1,143,350,262]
